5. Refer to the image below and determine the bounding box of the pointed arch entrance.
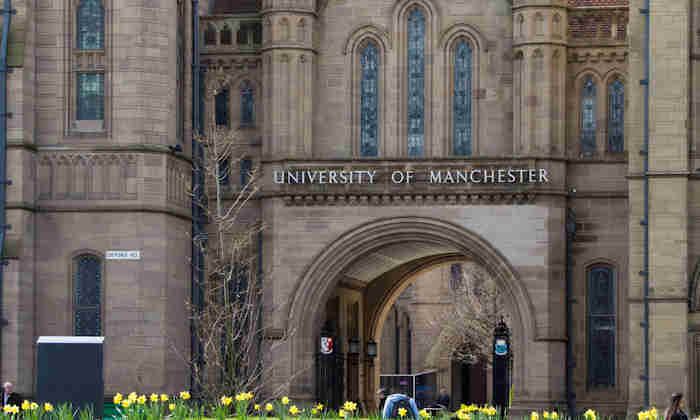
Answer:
[285,217,535,410]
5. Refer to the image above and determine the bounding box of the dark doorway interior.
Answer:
[451,360,487,406]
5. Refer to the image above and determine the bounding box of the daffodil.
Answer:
[584,409,597,420]
[531,412,539,420]
[30,402,38,410]
[312,408,318,415]
[161,394,168,402]
[339,409,346,418]
[290,406,300,415]
[544,412,551,419]
[552,413,559,419]
[343,401,357,412]
[21,401,30,411]
[169,404,176,411]
[150,394,159,403]
[114,393,123,404]
[254,404,261,411]
[420,409,431,418]
[266,403,274,412]
[3,406,12,414]
[10,406,19,415]
[246,392,254,400]
[179,391,191,400]
[137,395,146,405]
[128,392,138,402]
[43,403,54,412]
[282,396,290,405]
[317,404,324,411]
[221,396,233,406]
[398,408,408,418]
[457,411,470,420]
[650,408,658,420]
[122,400,131,409]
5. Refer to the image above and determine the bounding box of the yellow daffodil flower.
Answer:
[254,404,261,411]
[420,409,431,418]
[221,396,233,406]
[169,404,176,411]
[150,394,159,403]
[246,392,254,400]
[3,406,12,414]
[312,408,318,415]
[137,395,146,405]
[11,406,20,415]
[122,400,131,409]
[114,393,123,404]
[128,392,138,402]
[398,408,408,418]
[584,409,597,420]
[282,396,290,405]
[161,394,168,402]
[339,409,346,418]
[317,404,324,411]
[266,403,274,412]
[343,401,357,412]
[289,405,300,415]
[44,403,54,412]
[21,401,30,411]
[30,402,38,410]
[457,411,470,420]
[552,413,559,419]
[650,408,658,420]
[180,391,191,400]
[531,411,539,420]
[544,412,551,419]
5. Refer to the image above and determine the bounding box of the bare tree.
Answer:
[183,76,293,403]
[427,262,503,366]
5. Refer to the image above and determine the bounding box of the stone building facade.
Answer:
[1,0,699,416]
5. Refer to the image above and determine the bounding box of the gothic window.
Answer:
[219,158,230,186]
[215,88,229,127]
[74,254,102,336]
[240,80,255,125]
[240,158,252,186]
[221,24,232,45]
[77,73,104,120]
[205,23,217,45]
[77,0,104,49]
[580,75,597,154]
[587,265,616,388]
[453,40,472,156]
[535,13,544,36]
[407,8,426,157]
[237,24,248,45]
[607,78,624,153]
[360,42,379,157]
[450,263,463,290]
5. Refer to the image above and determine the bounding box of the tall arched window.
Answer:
[74,254,102,336]
[215,88,229,126]
[453,40,472,156]
[587,265,615,388]
[77,0,104,49]
[221,24,232,45]
[240,81,254,125]
[360,42,379,157]
[407,8,426,157]
[580,75,597,154]
[607,78,624,153]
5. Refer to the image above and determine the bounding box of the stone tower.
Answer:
[261,0,316,159]
[512,0,568,156]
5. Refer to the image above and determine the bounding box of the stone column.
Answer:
[261,0,316,159]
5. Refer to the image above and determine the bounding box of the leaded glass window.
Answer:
[77,0,104,49]
[407,8,425,157]
[215,88,229,126]
[77,73,104,120]
[608,79,624,153]
[587,265,615,388]
[580,75,597,154]
[360,42,379,157]
[74,255,102,336]
[240,158,252,186]
[453,40,472,156]
[241,81,254,125]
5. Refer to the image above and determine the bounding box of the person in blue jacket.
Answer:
[381,393,420,420]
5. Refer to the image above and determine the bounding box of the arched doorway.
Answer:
[285,217,535,411]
